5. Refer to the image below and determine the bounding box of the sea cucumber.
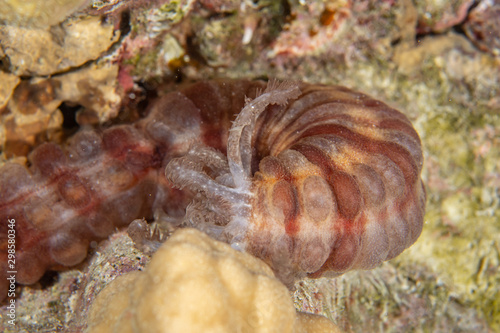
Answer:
[0,79,425,298]
[164,79,426,284]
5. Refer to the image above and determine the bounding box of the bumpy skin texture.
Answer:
[165,80,426,284]
[0,79,425,298]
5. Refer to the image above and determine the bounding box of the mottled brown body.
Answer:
[241,83,426,281]
[0,79,425,298]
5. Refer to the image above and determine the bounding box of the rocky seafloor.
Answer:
[0,0,499,332]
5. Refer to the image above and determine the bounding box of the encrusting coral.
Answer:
[86,228,340,333]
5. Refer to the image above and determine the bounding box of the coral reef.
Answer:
[0,63,121,160]
[0,72,19,110]
[269,0,351,58]
[464,0,500,56]
[0,15,119,76]
[0,0,89,28]
[86,228,340,333]
[414,0,474,33]
[0,0,499,331]
[0,230,151,332]
[0,7,123,160]
[294,263,491,332]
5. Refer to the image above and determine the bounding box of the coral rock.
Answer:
[86,228,340,333]
[0,15,118,76]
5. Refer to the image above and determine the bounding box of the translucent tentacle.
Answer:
[185,144,230,175]
[227,80,301,189]
[165,149,250,205]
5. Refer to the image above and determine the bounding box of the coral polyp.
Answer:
[0,79,425,298]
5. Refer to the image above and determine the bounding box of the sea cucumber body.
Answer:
[242,83,426,280]
[0,79,425,297]
[0,128,167,288]
[165,80,426,283]
[0,80,266,298]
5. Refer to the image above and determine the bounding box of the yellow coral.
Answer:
[0,0,88,27]
[86,228,340,333]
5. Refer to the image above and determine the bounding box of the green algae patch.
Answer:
[401,69,500,330]
[377,34,500,330]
